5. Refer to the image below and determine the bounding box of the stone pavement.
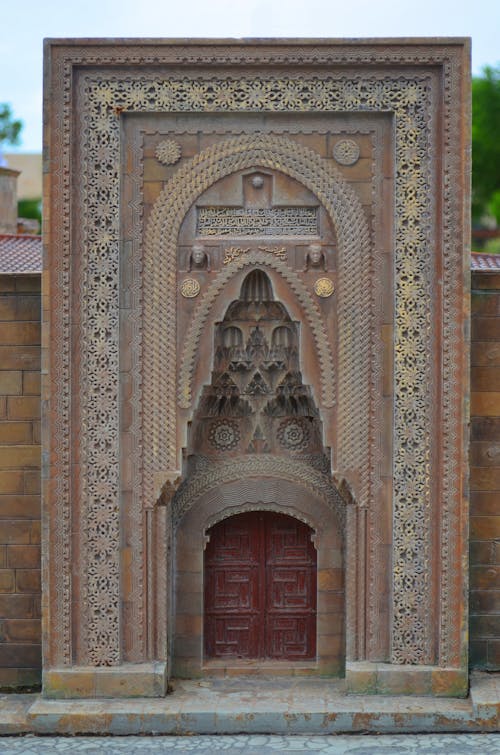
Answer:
[0,673,499,737]
[1,734,500,754]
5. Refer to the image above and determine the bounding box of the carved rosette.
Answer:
[277,419,310,451]
[333,139,360,165]
[180,278,200,298]
[208,420,241,451]
[314,277,335,298]
[155,139,182,165]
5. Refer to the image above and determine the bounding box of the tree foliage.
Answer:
[0,103,22,148]
[18,198,42,225]
[472,65,500,225]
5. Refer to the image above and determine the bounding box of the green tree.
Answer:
[472,65,500,225]
[0,103,22,150]
[17,198,42,228]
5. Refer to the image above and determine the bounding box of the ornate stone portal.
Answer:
[42,39,470,698]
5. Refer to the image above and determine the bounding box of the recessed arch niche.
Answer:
[144,135,380,680]
[170,258,345,675]
[173,476,344,677]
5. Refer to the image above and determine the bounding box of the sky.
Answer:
[1,0,499,153]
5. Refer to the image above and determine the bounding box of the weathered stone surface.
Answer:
[42,663,168,699]
[15,675,500,735]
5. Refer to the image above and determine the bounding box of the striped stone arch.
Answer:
[143,134,372,507]
[172,455,346,528]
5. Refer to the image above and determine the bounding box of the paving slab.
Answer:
[1,733,500,754]
[0,694,37,735]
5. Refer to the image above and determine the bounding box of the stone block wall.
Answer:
[0,274,41,687]
[470,271,500,670]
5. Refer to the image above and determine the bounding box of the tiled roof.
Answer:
[471,252,500,271]
[0,234,42,274]
[0,235,499,275]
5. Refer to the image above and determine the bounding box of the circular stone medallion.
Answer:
[277,419,310,451]
[314,278,335,298]
[155,139,182,165]
[180,278,201,298]
[208,420,240,451]
[332,139,360,166]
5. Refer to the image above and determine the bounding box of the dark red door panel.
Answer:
[265,514,316,659]
[205,511,316,660]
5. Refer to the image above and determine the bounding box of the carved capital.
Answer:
[156,474,182,508]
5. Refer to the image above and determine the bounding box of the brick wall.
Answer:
[470,270,500,670]
[0,274,41,687]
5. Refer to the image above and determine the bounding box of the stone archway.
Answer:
[172,476,344,678]
[143,141,372,679]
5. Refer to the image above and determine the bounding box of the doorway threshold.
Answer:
[202,659,320,677]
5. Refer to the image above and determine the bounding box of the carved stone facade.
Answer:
[42,39,469,698]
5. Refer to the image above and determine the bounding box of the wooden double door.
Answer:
[204,511,317,660]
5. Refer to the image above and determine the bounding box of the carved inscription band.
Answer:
[197,206,319,236]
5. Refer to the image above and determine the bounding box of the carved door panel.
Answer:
[204,511,316,660]
[265,514,317,660]
[204,512,261,658]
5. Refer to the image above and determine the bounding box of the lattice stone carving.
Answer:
[52,54,463,669]
[98,77,422,666]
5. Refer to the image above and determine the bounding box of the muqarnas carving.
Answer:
[185,269,328,473]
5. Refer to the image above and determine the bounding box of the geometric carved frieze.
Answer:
[45,41,469,679]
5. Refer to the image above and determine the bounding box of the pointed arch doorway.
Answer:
[204,511,317,661]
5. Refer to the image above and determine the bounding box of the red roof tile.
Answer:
[0,234,42,274]
[471,252,500,271]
